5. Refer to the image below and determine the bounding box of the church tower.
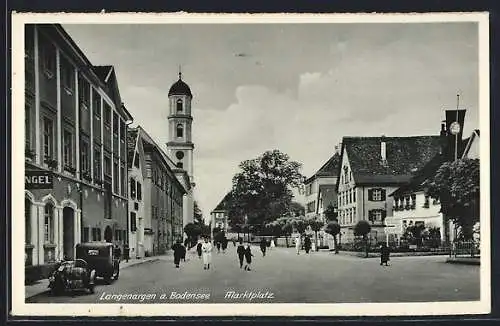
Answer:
[166,71,194,183]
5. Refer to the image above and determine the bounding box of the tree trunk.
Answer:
[333,234,339,254]
[285,236,289,248]
[364,235,369,258]
[315,231,319,251]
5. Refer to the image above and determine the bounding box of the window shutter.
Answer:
[380,189,386,201]
[368,189,373,201]
[368,210,374,222]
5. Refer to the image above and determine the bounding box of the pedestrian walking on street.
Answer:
[237,240,245,268]
[260,238,267,257]
[270,238,276,250]
[304,236,312,254]
[172,239,185,268]
[380,243,390,266]
[196,239,203,259]
[202,237,213,270]
[124,244,130,262]
[222,237,228,253]
[295,235,301,255]
[244,243,253,271]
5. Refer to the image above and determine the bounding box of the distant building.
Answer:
[210,192,232,235]
[336,135,442,244]
[304,152,341,220]
[128,126,189,256]
[24,24,133,279]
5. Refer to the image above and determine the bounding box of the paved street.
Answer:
[27,246,479,304]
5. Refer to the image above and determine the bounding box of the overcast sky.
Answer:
[63,22,479,220]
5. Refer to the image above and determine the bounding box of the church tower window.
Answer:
[176,99,183,112]
[176,124,183,138]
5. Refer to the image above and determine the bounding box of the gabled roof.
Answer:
[212,192,233,212]
[305,152,341,183]
[339,136,442,187]
[391,136,471,197]
[93,65,113,84]
[462,129,480,159]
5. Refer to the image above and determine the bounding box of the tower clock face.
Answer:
[176,151,185,160]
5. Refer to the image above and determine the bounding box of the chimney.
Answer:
[381,135,387,164]
[439,120,447,155]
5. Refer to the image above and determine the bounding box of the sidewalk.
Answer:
[25,254,171,300]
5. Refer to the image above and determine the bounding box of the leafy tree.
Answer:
[354,220,372,257]
[292,217,307,234]
[184,223,202,245]
[290,201,306,217]
[324,204,338,222]
[307,216,325,251]
[230,150,304,227]
[193,201,204,225]
[325,221,341,254]
[425,158,480,240]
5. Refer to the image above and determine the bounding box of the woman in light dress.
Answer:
[201,237,213,270]
[270,238,276,250]
[295,234,301,255]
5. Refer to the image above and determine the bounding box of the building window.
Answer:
[44,203,54,243]
[113,161,119,193]
[134,152,140,168]
[121,165,126,196]
[81,138,90,174]
[104,103,111,126]
[113,112,119,135]
[411,194,417,209]
[131,212,137,232]
[82,227,89,242]
[104,154,111,177]
[41,40,56,77]
[369,188,385,202]
[120,121,126,141]
[176,124,183,138]
[130,178,136,199]
[25,103,32,151]
[78,76,90,106]
[43,117,54,159]
[60,55,74,92]
[63,129,74,170]
[92,227,101,241]
[343,166,349,184]
[93,90,101,116]
[424,195,430,208]
[353,188,356,203]
[137,182,142,200]
[176,99,183,112]
[25,198,31,244]
[94,146,102,181]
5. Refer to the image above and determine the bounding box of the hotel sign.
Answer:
[25,171,53,190]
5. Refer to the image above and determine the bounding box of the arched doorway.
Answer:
[63,207,75,259]
[104,226,113,243]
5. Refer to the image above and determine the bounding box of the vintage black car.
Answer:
[76,242,120,284]
[48,259,96,295]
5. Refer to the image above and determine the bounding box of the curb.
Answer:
[446,258,480,265]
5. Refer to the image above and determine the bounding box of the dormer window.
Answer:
[176,124,183,138]
[176,99,183,112]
